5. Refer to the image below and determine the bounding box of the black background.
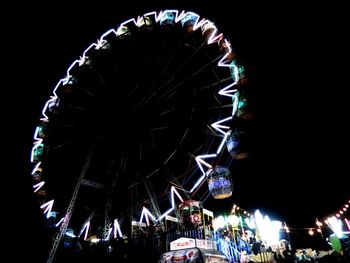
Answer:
[8,1,349,261]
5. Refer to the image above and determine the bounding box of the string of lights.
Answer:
[227,199,350,237]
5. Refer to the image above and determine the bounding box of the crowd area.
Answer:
[240,239,350,262]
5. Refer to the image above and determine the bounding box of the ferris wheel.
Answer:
[30,9,252,262]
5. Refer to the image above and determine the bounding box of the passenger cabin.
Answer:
[178,200,202,228]
[206,166,233,199]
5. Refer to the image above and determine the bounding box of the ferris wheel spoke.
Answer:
[140,41,207,107]
[154,55,223,104]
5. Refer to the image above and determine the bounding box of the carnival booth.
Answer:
[159,237,229,263]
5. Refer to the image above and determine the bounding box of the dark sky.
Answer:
[10,1,349,259]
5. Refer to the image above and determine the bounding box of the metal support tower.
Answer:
[46,143,96,263]
[103,167,119,241]
[144,179,164,230]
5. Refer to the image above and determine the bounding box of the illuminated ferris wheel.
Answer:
[29,9,251,262]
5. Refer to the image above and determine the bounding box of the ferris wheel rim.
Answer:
[29,10,247,250]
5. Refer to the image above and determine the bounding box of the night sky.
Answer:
[10,1,348,261]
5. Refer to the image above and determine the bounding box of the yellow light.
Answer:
[227,215,240,226]
[213,216,226,230]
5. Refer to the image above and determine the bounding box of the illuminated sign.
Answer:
[170,237,196,250]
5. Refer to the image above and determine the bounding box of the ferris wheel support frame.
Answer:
[47,142,97,263]
[103,168,119,241]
